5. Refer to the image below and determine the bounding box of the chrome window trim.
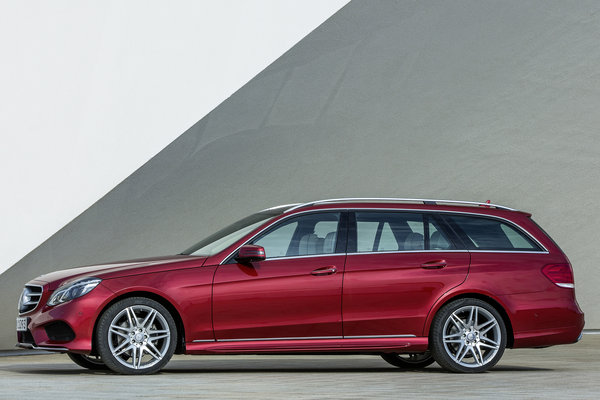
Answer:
[469,250,549,254]
[253,253,346,261]
[347,250,548,256]
[193,334,416,343]
[218,207,549,265]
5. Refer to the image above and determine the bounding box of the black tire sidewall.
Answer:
[96,297,177,374]
[431,298,507,373]
[381,352,435,369]
[67,353,109,370]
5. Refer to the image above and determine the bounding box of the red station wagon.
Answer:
[17,198,584,374]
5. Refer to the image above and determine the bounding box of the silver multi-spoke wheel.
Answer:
[442,306,501,367]
[108,305,171,370]
[431,298,507,373]
[97,297,177,374]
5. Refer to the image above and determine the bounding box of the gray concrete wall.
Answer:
[2,0,600,349]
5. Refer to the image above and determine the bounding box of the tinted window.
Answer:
[447,215,541,251]
[354,212,454,252]
[253,212,341,259]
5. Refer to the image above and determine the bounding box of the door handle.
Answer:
[311,266,338,276]
[421,260,447,269]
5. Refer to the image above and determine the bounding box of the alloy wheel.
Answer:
[108,305,171,370]
[441,305,501,368]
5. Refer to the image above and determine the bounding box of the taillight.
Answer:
[542,263,574,288]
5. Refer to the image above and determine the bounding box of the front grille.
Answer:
[18,285,43,314]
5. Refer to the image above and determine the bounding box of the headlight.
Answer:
[47,277,102,306]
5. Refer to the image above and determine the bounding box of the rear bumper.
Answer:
[500,290,585,348]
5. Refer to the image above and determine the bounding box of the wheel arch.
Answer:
[91,291,187,355]
[424,291,514,348]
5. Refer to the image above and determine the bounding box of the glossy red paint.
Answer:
[17,200,585,369]
[213,255,345,340]
[343,251,469,336]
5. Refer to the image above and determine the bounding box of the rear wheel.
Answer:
[430,298,507,373]
[381,351,435,369]
[67,353,108,370]
[96,297,177,374]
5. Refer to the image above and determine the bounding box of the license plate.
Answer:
[16,317,28,332]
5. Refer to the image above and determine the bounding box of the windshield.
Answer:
[181,208,286,257]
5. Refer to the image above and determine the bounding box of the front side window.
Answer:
[252,212,341,259]
[446,215,542,251]
[353,212,454,252]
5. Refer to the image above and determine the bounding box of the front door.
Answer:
[213,211,346,340]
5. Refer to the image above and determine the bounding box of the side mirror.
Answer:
[236,244,266,263]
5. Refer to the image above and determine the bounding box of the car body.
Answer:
[17,198,584,374]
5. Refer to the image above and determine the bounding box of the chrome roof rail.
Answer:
[285,198,517,212]
[260,203,301,212]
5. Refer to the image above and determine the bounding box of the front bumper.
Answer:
[16,281,115,353]
[16,343,68,352]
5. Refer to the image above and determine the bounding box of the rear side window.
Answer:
[353,212,454,252]
[446,215,542,251]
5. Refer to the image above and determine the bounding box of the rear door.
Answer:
[342,211,469,337]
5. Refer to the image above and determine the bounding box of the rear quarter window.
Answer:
[446,215,542,251]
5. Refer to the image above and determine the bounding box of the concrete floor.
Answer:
[0,335,598,399]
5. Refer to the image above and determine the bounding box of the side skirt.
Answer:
[185,336,428,355]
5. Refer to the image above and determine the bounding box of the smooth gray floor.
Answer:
[0,335,597,399]
[3,0,600,349]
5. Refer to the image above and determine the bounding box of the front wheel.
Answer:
[381,351,435,369]
[96,297,177,374]
[430,298,507,373]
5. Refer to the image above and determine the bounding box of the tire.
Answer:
[430,298,507,373]
[67,353,109,370]
[96,297,177,374]
[381,351,435,369]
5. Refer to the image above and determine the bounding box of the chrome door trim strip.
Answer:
[217,336,343,342]
[193,334,418,343]
[343,334,416,339]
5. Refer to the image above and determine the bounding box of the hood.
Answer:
[34,255,207,290]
